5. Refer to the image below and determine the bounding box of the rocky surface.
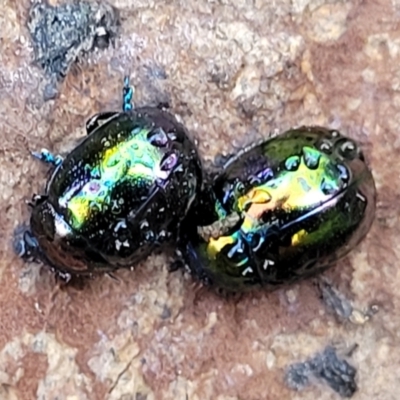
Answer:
[0,0,398,399]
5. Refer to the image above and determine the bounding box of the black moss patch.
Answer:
[285,346,357,398]
[28,1,119,79]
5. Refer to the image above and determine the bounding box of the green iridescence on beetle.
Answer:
[181,127,376,291]
[18,77,203,277]
[16,74,375,288]
[60,126,164,230]
[208,145,344,260]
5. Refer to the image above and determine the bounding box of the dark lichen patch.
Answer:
[285,346,357,398]
[27,1,119,79]
[319,279,354,321]
[319,279,379,325]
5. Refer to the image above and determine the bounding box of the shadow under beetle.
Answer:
[178,127,376,291]
[19,77,202,280]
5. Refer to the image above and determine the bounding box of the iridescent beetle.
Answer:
[18,77,202,279]
[179,127,376,291]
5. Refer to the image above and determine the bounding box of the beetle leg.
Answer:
[122,76,134,112]
[31,148,63,166]
[168,258,184,272]
[27,194,46,208]
[156,101,170,110]
[167,246,187,272]
[54,269,72,283]
[86,111,119,135]
[13,228,40,259]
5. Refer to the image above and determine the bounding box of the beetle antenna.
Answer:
[122,75,134,112]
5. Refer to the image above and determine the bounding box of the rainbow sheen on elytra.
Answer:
[180,127,376,291]
[20,78,202,278]
[60,125,174,230]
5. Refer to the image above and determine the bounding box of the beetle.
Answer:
[178,127,376,291]
[18,77,202,280]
